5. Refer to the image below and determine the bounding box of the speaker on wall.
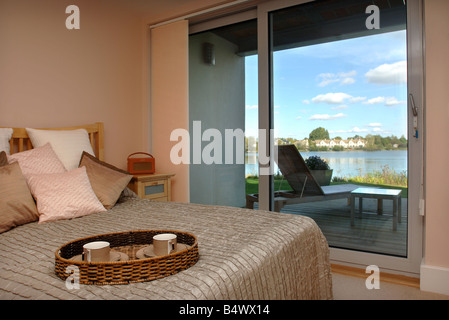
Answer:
[203,42,215,66]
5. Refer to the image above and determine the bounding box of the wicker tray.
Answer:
[54,230,199,285]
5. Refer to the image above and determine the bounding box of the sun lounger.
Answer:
[246,145,359,212]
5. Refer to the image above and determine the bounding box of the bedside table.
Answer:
[128,173,175,202]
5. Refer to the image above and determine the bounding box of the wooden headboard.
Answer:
[2,122,104,161]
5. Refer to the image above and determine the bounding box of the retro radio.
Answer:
[127,152,155,174]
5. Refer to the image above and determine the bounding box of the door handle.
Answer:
[409,94,419,138]
[409,94,418,117]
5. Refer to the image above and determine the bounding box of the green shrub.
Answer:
[305,156,330,170]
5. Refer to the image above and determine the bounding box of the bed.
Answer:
[0,123,332,300]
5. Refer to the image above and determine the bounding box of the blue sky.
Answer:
[245,30,408,140]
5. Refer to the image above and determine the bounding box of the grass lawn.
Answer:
[245,178,292,195]
[245,178,408,198]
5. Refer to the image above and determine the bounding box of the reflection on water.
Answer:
[246,150,407,178]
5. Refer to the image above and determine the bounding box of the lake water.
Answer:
[246,150,408,178]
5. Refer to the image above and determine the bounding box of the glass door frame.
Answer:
[189,0,425,276]
[257,0,424,276]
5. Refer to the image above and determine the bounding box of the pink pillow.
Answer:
[27,167,106,224]
[8,143,66,179]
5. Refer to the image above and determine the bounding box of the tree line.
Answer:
[245,127,408,152]
[281,127,408,151]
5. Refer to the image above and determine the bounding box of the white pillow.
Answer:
[26,128,95,170]
[27,166,106,224]
[7,143,66,179]
[0,128,13,154]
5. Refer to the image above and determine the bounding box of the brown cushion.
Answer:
[79,152,132,209]
[0,162,39,233]
[0,151,8,166]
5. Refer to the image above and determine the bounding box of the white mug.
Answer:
[153,233,177,256]
[82,241,110,262]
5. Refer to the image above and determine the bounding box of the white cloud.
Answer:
[319,72,334,78]
[365,97,386,105]
[318,71,357,87]
[312,93,353,105]
[349,96,367,103]
[302,100,310,105]
[385,97,406,106]
[309,113,347,120]
[367,123,383,127]
[310,93,367,105]
[339,71,357,78]
[363,96,406,106]
[319,78,340,87]
[365,61,407,85]
[341,78,356,85]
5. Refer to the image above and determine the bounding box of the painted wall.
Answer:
[424,0,449,270]
[189,31,246,207]
[0,0,147,169]
[0,0,237,202]
[150,20,190,203]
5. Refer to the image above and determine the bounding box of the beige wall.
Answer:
[424,0,449,268]
[0,0,235,200]
[0,0,147,169]
[150,20,189,203]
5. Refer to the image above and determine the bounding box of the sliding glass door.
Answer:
[189,18,258,208]
[189,0,424,275]
[271,1,408,257]
[258,0,423,275]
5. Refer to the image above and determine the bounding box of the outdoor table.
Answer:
[350,187,402,231]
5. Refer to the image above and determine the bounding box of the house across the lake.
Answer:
[313,139,366,149]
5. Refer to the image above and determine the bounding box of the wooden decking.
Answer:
[263,197,408,257]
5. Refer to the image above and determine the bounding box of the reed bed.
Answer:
[332,165,407,187]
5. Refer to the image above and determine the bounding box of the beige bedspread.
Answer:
[0,196,332,300]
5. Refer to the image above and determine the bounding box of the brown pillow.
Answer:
[0,151,8,167]
[79,152,132,209]
[0,162,39,233]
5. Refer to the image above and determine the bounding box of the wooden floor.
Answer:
[279,197,408,257]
